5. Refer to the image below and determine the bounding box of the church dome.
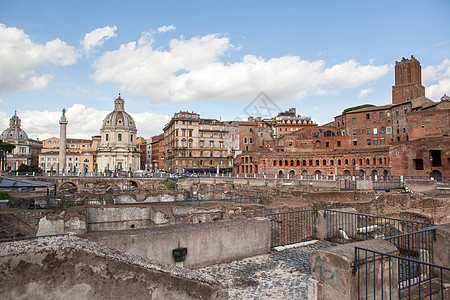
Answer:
[101,94,137,131]
[0,112,29,141]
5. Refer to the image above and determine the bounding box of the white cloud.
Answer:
[92,32,390,103]
[130,112,171,137]
[423,59,450,98]
[82,25,117,53]
[0,24,78,93]
[357,88,374,100]
[157,25,176,33]
[423,59,450,82]
[0,111,8,130]
[15,104,170,140]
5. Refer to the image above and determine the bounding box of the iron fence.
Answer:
[354,246,450,299]
[384,228,436,263]
[265,209,317,247]
[339,178,403,191]
[373,180,403,190]
[324,209,433,242]
[341,179,357,190]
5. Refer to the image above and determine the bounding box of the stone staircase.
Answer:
[436,182,450,193]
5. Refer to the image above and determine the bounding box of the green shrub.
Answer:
[342,104,376,114]
[0,191,14,200]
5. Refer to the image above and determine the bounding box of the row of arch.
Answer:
[271,157,389,167]
[276,169,390,177]
[58,180,139,192]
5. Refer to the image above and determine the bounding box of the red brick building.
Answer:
[234,56,449,180]
[150,133,164,172]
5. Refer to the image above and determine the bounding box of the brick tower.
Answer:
[392,55,425,104]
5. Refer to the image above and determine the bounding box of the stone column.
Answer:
[59,108,68,175]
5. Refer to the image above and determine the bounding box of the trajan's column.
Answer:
[59,108,68,175]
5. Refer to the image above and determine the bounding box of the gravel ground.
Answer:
[199,241,338,300]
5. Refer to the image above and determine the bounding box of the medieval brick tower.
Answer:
[392,55,425,104]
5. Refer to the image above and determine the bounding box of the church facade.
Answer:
[96,95,140,174]
[0,112,42,171]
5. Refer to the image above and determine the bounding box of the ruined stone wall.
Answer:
[0,208,86,239]
[80,217,271,269]
[0,236,227,300]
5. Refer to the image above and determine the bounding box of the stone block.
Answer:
[310,239,398,300]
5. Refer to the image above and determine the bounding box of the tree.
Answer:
[18,163,42,173]
[0,142,15,171]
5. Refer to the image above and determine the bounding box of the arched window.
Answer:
[330,159,334,166]
[322,159,327,166]
[296,160,300,166]
[285,160,288,166]
[338,159,342,165]
[273,160,277,166]
[359,158,363,165]
[279,160,283,166]
[290,160,294,166]
[302,160,306,166]
[315,160,319,166]
[130,134,133,142]
[105,133,109,141]
[309,160,313,166]
[366,158,370,165]
[118,133,122,142]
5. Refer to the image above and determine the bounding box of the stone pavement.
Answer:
[200,241,338,300]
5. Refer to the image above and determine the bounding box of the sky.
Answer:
[0,0,449,140]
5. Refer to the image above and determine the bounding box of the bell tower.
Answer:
[392,55,425,104]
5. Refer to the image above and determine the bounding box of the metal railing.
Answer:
[384,228,436,263]
[354,246,450,299]
[265,209,317,247]
[0,233,69,243]
[324,209,434,242]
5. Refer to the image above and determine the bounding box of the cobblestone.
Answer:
[200,241,338,299]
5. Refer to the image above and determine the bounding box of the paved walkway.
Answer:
[200,241,337,300]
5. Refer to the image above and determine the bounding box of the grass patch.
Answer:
[158,180,172,186]
[0,191,14,200]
